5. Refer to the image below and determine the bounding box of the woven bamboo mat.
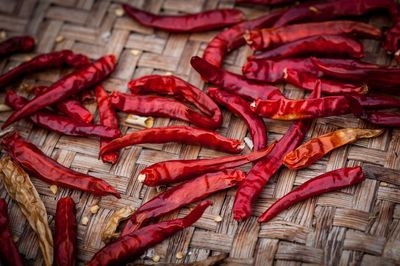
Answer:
[0,0,399,265]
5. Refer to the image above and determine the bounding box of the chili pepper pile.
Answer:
[1,0,400,264]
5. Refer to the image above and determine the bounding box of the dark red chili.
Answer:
[87,200,212,266]
[207,88,267,150]
[54,197,77,266]
[358,111,400,127]
[0,36,35,58]
[0,198,24,266]
[121,169,244,236]
[95,86,120,164]
[1,132,120,198]
[258,167,365,222]
[2,54,116,129]
[122,4,244,32]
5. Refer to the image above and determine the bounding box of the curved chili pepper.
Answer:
[54,197,77,266]
[2,54,116,129]
[110,92,220,130]
[87,200,212,266]
[0,198,24,266]
[0,36,35,58]
[258,166,365,222]
[0,50,89,88]
[284,128,384,170]
[122,4,244,33]
[235,0,296,5]
[100,126,244,155]
[5,91,120,138]
[140,142,276,187]
[207,88,267,151]
[1,132,120,198]
[190,56,283,100]
[245,21,382,51]
[250,35,364,60]
[121,169,244,236]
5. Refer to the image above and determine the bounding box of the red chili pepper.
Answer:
[245,21,382,51]
[121,169,244,236]
[87,200,212,266]
[110,91,220,129]
[140,142,276,187]
[358,111,400,127]
[190,56,283,101]
[54,197,77,266]
[95,86,120,164]
[122,4,244,32]
[250,35,364,60]
[235,0,297,5]
[5,91,120,138]
[1,132,120,198]
[207,88,267,151]
[0,198,24,266]
[2,54,116,129]
[258,166,365,223]
[101,126,244,156]
[0,50,89,88]
[0,36,35,58]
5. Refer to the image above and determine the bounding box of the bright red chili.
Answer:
[121,169,244,236]
[95,86,120,164]
[207,88,267,150]
[100,126,244,155]
[87,200,212,266]
[1,132,120,198]
[2,54,116,129]
[122,4,244,32]
[54,197,77,266]
[258,167,365,222]
[0,198,24,266]
[190,56,283,101]
[0,36,35,58]
[5,91,120,139]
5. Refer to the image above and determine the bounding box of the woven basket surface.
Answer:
[0,0,399,265]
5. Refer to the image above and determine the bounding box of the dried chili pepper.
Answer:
[110,92,220,130]
[100,126,244,155]
[0,198,24,266]
[88,200,212,266]
[235,0,296,5]
[0,50,89,88]
[207,88,267,150]
[2,54,116,129]
[358,111,400,127]
[258,166,365,222]
[250,35,364,60]
[121,169,244,236]
[0,36,35,58]
[190,56,283,101]
[245,21,382,51]
[95,86,119,164]
[122,4,244,32]
[284,128,384,170]
[54,197,77,266]
[1,132,120,198]
[101,206,136,244]
[0,157,53,266]
[385,20,400,55]
[139,142,276,187]
[5,91,120,138]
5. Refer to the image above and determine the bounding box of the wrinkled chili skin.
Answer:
[54,197,77,266]
[207,88,267,150]
[121,169,244,236]
[1,132,120,198]
[87,200,212,266]
[250,35,364,60]
[190,56,283,101]
[100,126,244,155]
[2,55,116,129]
[5,91,120,138]
[0,198,24,266]
[0,36,35,58]
[110,91,221,129]
[258,167,365,222]
[359,111,400,127]
[122,4,244,32]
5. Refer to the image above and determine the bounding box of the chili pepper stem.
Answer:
[125,114,154,128]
